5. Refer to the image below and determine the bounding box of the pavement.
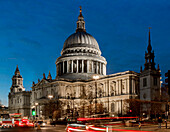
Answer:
[109,123,170,132]
[0,125,67,132]
[0,124,170,132]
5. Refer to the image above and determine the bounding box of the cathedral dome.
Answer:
[61,31,101,55]
[56,7,107,80]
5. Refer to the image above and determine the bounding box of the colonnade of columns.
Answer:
[57,60,105,76]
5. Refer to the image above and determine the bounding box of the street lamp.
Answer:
[48,95,54,100]
[48,95,54,120]
[93,75,99,114]
[35,103,38,119]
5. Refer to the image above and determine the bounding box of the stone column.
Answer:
[103,64,106,75]
[133,78,135,94]
[87,60,89,73]
[120,80,122,95]
[126,79,128,94]
[82,60,84,73]
[132,78,134,94]
[108,80,110,96]
[96,62,98,74]
[92,61,94,73]
[76,60,78,73]
[100,63,101,74]
[116,80,119,95]
[63,61,64,74]
[115,80,119,95]
[71,60,73,73]
[67,61,69,73]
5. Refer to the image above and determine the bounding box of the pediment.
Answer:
[36,79,49,86]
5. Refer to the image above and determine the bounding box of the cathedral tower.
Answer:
[10,65,25,93]
[140,29,161,102]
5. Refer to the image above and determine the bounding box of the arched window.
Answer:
[18,79,20,85]
[51,89,55,97]
[46,91,48,97]
[34,93,37,99]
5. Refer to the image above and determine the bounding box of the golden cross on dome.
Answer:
[79,6,82,13]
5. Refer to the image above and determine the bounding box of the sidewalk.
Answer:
[121,124,170,132]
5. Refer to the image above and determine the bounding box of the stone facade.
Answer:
[31,71,139,119]
[8,66,31,117]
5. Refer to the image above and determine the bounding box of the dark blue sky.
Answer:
[1,0,170,106]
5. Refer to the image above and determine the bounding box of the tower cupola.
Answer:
[76,6,86,33]
[10,65,25,93]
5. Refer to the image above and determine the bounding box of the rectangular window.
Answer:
[13,80,16,85]
[154,77,157,86]
[78,60,82,73]
[143,78,147,87]
[61,62,63,75]
[64,61,67,73]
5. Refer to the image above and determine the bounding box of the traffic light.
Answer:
[32,108,36,116]
[165,70,170,95]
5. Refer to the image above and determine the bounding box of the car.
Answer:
[18,119,34,127]
[37,121,47,127]
[65,123,87,132]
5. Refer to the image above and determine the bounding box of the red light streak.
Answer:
[89,126,151,132]
[77,116,138,121]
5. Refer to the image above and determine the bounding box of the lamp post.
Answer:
[35,103,38,120]
[48,95,54,119]
[32,105,36,120]
[93,75,99,114]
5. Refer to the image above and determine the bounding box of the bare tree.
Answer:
[43,99,62,120]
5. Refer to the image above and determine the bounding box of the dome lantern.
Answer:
[76,6,86,33]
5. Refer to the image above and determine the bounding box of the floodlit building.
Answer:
[30,8,142,120]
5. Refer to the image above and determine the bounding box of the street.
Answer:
[0,124,170,132]
[0,125,67,132]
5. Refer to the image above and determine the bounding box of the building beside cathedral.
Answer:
[8,66,31,117]
[8,7,162,119]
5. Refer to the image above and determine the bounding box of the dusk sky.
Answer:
[1,0,170,106]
